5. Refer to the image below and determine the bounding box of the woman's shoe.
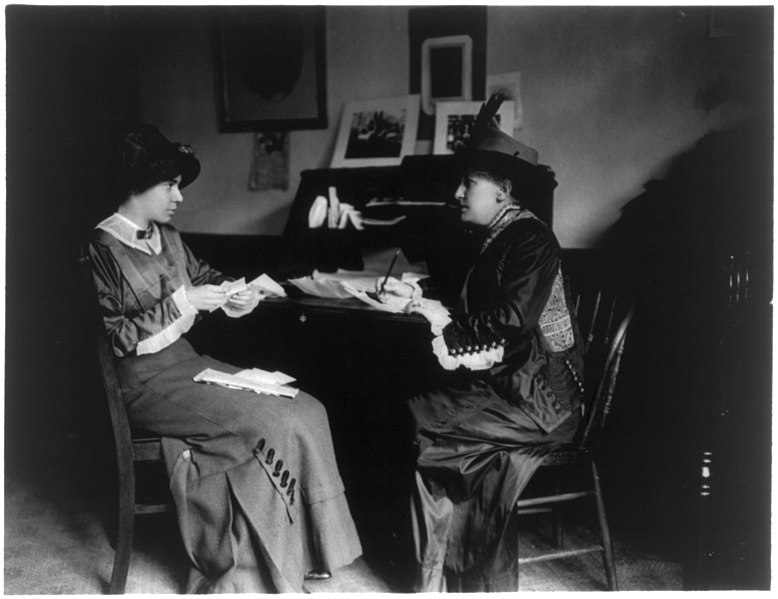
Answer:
[304,570,332,581]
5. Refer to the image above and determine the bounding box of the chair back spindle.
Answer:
[78,256,136,475]
[574,296,635,451]
[515,287,632,591]
[584,291,602,347]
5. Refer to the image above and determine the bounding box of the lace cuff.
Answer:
[407,297,451,335]
[431,335,505,371]
[136,287,197,355]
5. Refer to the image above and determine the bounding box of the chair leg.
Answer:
[591,461,618,591]
[553,479,564,549]
[109,473,136,594]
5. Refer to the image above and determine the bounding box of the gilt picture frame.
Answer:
[215,6,327,132]
[330,95,420,168]
[433,100,515,155]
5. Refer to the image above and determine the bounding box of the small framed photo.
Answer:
[486,71,523,129]
[330,95,420,168]
[421,35,473,116]
[433,100,515,155]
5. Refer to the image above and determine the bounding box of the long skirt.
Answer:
[116,338,362,593]
[409,379,579,592]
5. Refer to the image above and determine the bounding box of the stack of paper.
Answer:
[193,367,299,398]
[235,368,296,386]
[340,281,408,313]
[288,269,378,299]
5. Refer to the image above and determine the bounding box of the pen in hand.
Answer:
[379,248,401,295]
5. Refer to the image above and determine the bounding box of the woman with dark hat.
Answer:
[378,96,584,591]
[84,124,362,593]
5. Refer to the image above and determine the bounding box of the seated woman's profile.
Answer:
[85,123,362,593]
[377,96,584,592]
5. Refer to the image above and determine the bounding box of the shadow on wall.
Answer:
[594,111,772,590]
[602,111,772,298]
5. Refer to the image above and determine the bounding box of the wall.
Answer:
[131,6,766,247]
[489,6,719,246]
[6,6,140,455]
[132,6,408,236]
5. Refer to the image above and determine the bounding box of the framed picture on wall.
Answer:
[409,5,486,139]
[330,95,420,168]
[215,6,327,132]
[421,35,473,115]
[433,100,515,155]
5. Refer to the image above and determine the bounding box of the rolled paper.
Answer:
[308,195,328,228]
[327,186,340,229]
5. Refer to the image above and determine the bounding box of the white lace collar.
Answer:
[96,213,162,255]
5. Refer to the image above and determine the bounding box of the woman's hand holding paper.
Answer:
[186,284,228,312]
[223,286,263,318]
[226,287,262,308]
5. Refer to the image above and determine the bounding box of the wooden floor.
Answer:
[3,434,683,594]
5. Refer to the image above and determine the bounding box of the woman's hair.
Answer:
[461,151,558,204]
[126,157,186,195]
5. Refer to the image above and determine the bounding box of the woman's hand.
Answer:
[226,287,263,309]
[375,276,416,300]
[185,284,228,311]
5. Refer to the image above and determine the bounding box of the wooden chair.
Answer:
[77,255,174,594]
[516,291,635,591]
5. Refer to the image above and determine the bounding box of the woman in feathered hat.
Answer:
[379,96,585,592]
[84,124,362,592]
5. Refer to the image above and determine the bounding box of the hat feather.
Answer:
[471,92,506,143]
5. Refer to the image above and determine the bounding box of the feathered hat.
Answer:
[457,93,556,195]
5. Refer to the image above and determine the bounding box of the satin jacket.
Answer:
[441,212,584,432]
[87,218,226,358]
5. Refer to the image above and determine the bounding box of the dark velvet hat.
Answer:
[456,94,556,196]
[118,124,201,195]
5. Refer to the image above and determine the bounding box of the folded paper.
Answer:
[250,273,287,297]
[211,274,286,317]
[193,367,299,398]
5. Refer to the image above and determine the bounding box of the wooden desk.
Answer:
[189,295,433,386]
[261,294,426,323]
